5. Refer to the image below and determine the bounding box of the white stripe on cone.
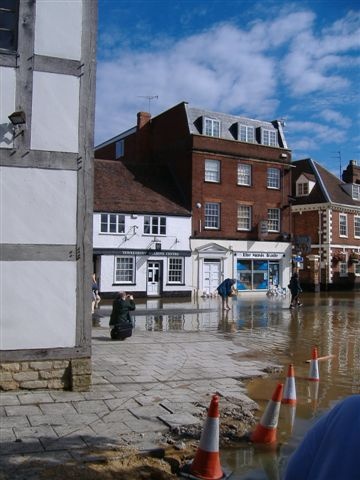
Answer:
[198,417,219,452]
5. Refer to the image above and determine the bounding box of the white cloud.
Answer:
[95,6,359,148]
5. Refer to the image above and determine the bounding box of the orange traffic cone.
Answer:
[181,394,225,480]
[308,347,320,381]
[282,364,297,405]
[250,383,283,444]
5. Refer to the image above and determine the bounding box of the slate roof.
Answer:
[292,158,360,207]
[184,104,288,148]
[94,159,190,216]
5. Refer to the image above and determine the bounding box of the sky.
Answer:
[96,0,360,177]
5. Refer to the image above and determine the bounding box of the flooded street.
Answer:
[96,291,359,479]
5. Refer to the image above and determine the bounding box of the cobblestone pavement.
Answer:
[0,300,272,478]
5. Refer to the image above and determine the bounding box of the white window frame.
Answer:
[354,216,360,238]
[239,125,255,143]
[204,202,220,229]
[205,159,220,183]
[0,1,19,52]
[204,117,220,137]
[268,208,280,232]
[115,139,124,159]
[352,184,360,200]
[339,262,348,277]
[100,213,125,234]
[237,205,252,231]
[267,168,280,189]
[167,257,184,284]
[262,128,277,146]
[297,182,309,196]
[339,213,348,237]
[114,256,135,283]
[144,215,166,235]
[237,163,251,186]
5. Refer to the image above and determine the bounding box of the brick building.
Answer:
[291,159,360,291]
[96,102,293,295]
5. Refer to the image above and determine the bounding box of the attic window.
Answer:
[297,182,309,196]
[115,140,124,159]
[239,125,254,143]
[204,118,220,137]
[261,128,277,147]
[352,184,360,200]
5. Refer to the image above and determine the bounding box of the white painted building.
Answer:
[0,0,97,390]
[93,160,193,298]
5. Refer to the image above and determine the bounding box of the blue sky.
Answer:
[96,0,360,177]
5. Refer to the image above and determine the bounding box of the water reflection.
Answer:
[94,292,360,479]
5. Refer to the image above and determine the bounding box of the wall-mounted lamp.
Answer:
[280,153,287,159]
[196,202,202,208]
[8,110,26,126]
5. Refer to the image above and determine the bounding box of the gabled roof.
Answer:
[94,159,191,216]
[292,158,360,206]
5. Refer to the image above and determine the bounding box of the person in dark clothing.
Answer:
[217,278,236,310]
[288,272,302,308]
[109,292,135,340]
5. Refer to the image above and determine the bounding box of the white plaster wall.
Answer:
[34,0,82,60]
[0,66,15,149]
[1,261,77,350]
[0,167,77,244]
[93,214,191,250]
[31,72,79,153]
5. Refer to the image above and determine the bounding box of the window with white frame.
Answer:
[237,163,251,186]
[355,216,360,238]
[268,208,280,232]
[262,128,277,146]
[339,213,348,237]
[352,184,360,200]
[115,257,135,283]
[0,0,19,52]
[205,159,220,182]
[168,257,184,283]
[237,205,252,230]
[100,213,125,233]
[115,139,124,159]
[205,202,220,229]
[267,168,280,189]
[297,182,309,196]
[239,125,255,143]
[204,118,220,137]
[339,262,348,277]
[144,216,166,235]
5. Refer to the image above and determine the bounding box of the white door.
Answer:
[203,261,221,294]
[147,261,160,296]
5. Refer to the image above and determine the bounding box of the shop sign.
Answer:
[237,251,283,260]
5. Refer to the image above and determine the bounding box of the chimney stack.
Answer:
[137,111,151,130]
[342,160,360,184]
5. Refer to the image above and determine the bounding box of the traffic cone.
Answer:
[308,347,320,381]
[250,383,283,444]
[181,394,225,480]
[282,364,297,405]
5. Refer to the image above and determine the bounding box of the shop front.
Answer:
[236,252,286,291]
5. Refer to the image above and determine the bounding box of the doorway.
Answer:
[147,261,161,296]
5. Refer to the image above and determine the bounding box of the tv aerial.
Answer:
[138,95,158,114]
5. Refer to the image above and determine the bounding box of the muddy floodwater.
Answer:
[97,291,359,479]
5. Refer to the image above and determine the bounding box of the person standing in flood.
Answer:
[288,272,302,308]
[217,278,236,310]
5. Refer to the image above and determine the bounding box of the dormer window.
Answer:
[297,182,309,196]
[296,174,315,197]
[115,139,124,159]
[239,125,254,143]
[352,184,360,200]
[204,117,220,137]
[261,128,277,147]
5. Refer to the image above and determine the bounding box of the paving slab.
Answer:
[158,412,201,428]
